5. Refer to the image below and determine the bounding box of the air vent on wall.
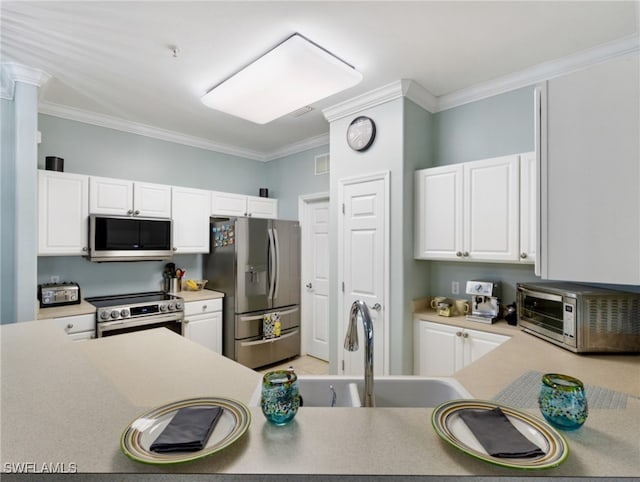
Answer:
[314,153,330,175]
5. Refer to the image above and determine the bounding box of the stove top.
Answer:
[86,291,184,322]
[86,292,179,308]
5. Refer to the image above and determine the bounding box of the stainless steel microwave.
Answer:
[517,282,640,353]
[87,215,173,262]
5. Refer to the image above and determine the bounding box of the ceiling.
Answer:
[1,1,637,160]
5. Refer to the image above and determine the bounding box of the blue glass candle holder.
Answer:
[538,373,588,431]
[261,369,300,425]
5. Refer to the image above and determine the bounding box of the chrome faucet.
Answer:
[344,300,375,407]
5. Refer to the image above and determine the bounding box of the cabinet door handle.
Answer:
[456,331,462,337]
[520,252,528,259]
[462,332,469,338]
[306,283,312,289]
[202,305,207,311]
[127,209,133,215]
[134,210,140,216]
[67,323,74,329]
[456,251,463,257]
[463,251,469,257]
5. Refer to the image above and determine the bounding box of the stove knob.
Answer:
[110,310,120,319]
[159,304,168,312]
[168,303,176,311]
[120,309,130,318]
[100,311,110,321]
[175,301,184,310]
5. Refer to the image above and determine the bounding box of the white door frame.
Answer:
[298,192,330,357]
[337,171,390,375]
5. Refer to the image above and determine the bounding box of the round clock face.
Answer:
[347,116,376,152]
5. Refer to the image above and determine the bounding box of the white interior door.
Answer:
[338,172,389,376]
[300,195,330,361]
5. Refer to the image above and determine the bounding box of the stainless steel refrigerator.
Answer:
[204,217,301,369]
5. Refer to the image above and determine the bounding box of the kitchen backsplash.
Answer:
[37,254,203,298]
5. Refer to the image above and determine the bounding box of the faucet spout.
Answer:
[344,300,375,407]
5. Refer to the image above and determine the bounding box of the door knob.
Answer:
[305,283,312,289]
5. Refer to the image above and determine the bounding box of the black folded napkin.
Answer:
[150,406,223,453]
[458,407,546,458]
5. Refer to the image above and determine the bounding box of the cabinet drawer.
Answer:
[53,314,95,334]
[184,298,222,316]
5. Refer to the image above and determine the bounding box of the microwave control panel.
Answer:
[562,298,577,342]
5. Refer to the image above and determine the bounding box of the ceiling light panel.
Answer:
[201,33,362,124]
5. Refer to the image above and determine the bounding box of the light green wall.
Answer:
[14,83,40,322]
[401,99,433,372]
[329,97,432,375]
[266,145,330,221]
[428,85,541,304]
[34,115,330,302]
[433,86,536,166]
[1,98,17,322]
[38,115,268,193]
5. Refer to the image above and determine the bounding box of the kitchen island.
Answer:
[1,318,638,478]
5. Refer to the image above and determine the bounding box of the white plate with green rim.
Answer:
[431,399,569,470]
[121,397,251,465]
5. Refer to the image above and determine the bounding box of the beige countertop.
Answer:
[36,289,225,319]
[2,316,639,477]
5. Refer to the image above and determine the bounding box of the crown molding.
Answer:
[323,80,407,122]
[263,133,329,162]
[437,34,640,112]
[38,101,267,161]
[403,80,438,113]
[1,62,51,100]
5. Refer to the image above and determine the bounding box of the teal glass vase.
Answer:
[538,373,588,431]
[261,369,300,425]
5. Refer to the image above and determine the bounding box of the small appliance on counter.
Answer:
[465,280,501,324]
[38,282,81,308]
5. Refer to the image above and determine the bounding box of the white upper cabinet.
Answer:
[415,154,520,262]
[539,55,639,284]
[38,170,89,256]
[519,152,537,264]
[211,191,247,217]
[133,182,172,218]
[171,186,210,253]
[246,195,278,219]
[414,164,463,260]
[211,191,278,219]
[464,155,520,261]
[89,176,171,217]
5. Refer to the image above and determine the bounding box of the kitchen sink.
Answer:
[249,375,472,408]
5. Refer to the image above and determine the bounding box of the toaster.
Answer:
[38,282,81,308]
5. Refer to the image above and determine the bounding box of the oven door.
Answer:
[97,313,183,338]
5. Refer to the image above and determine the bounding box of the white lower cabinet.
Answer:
[183,298,222,354]
[52,314,96,341]
[414,320,509,376]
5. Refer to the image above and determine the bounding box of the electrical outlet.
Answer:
[451,281,460,295]
[50,275,60,283]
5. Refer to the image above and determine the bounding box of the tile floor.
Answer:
[256,355,329,375]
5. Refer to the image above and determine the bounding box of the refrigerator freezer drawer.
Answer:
[235,328,300,369]
[235,305,299,339]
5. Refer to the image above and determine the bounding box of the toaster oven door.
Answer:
[518,288,572,345]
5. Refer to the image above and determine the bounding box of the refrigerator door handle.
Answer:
[273,227,280,300]
[267,227,276,300]
[237,306,300,323]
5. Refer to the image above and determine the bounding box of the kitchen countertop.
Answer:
[36,288,225,319]
[2,317,639,478]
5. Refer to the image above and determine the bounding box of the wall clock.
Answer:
[346,116,376,152]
